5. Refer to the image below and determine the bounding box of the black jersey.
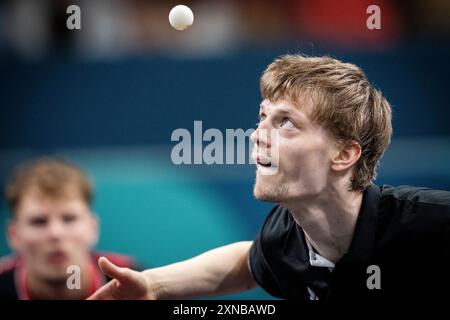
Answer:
[249,184,450,300]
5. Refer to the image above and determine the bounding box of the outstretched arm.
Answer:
[88,241,257,300]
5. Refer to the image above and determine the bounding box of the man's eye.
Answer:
[280,118,294,129]
[62,214,77,224]
[256,115,266,128]
[30,217,47,227]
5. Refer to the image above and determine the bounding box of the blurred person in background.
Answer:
[0,158,139,300]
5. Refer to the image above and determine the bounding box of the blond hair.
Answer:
[260,55,392,191]
[5,157,93,213]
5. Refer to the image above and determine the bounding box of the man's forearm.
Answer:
[143,241,257,299]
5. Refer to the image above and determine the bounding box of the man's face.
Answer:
[251,98,338,204]
[8,190,98,282]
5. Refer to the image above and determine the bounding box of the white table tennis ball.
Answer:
[169,5,194,31]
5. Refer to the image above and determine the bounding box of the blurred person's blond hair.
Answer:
[260,54,392,191]
[5,158,93,215]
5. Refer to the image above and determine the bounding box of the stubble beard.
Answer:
[253,175,289,203]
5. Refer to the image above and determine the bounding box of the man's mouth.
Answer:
[256,158,279,176]
[252,149,279,172]
[47,250,68,266]
[257,156,272,167]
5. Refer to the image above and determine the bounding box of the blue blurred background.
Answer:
[0,0,450,299]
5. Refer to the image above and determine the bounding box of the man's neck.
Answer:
[282,183,364,263]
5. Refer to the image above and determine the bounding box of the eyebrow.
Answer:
[259,103,308,124]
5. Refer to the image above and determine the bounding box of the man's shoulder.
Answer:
[250,206,307,299]
[0,255,18,276]
[378,185,450,223]
[380,184,450,207]
[255,205,304,256]
[376,185,450,251]
[0,255,19,300]
[259,205,294,239]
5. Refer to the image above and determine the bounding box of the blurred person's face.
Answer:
[8,190,98,282]
[251,98,340,203]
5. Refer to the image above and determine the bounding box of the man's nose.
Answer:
[46,220,65,240]
[251,122,272,148]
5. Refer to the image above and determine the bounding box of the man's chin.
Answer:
[40,264,70,279]
[253,183,289,203]
[50,269,68,277]
[38,271,69,286]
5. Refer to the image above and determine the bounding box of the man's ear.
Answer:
[331,141,362,172]
[7,220,21,252]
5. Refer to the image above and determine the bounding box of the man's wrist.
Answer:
[143,269,166,300]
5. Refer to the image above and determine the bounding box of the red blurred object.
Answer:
[291,0,404,50]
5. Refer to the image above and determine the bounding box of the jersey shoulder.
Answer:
[0,255,19,300]
[380,185,450,207]
[259,205,295,244]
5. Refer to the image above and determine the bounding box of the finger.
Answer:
[98,256,128,281]
[86,279,118,300]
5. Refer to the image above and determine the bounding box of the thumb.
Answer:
[98,256,128,281]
